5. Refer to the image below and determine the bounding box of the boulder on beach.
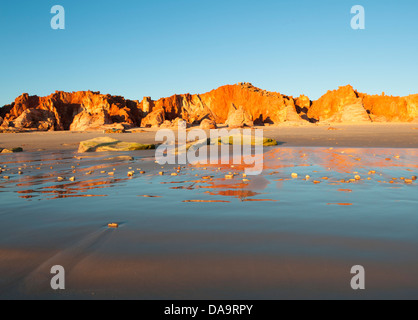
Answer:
[159,118,190,129]
[200,119,217,129]
[215,134,278,147]
[173,134,278,155]
[1,147,23,153]
[225,104,254,128]
[78,137,155,153]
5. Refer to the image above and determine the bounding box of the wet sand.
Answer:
[0,123,417,152]
[0,146,417,299]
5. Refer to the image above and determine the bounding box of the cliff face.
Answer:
[0,91,143,131]
[308,85,418,123]
[1,84,417,131]
[359,93,418,122]
[141,83,305,127]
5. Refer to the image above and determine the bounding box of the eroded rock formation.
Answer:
[0,91,143,131]
[1,83,417,131]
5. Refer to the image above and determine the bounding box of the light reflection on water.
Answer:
[0,147,417,299]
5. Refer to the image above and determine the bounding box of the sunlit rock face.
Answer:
[1,84,418,131]
[308,85,418,123]
[0,91,143,131]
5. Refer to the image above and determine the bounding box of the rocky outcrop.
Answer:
[359,93,418,122]
[308,85,417,123]
[140,108,165,128]
[138,83,303,127]
[0,91,143,131]
[78,137,155,153]
[1,84,418,131]
[200,119,217,129]
[225,104,254,128]
[308,85,361,122]
[159,118,190,129]
[199,83,300,125]
[13,109,56,131]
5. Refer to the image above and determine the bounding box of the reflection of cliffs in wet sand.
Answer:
[1,83,418,132]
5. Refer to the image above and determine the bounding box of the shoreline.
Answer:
[0,123,417,152]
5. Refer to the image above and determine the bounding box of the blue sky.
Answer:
[1,0,417,106]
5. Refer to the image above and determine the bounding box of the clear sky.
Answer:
[1,0,417,106]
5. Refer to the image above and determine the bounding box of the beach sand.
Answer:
[0,123,417,152]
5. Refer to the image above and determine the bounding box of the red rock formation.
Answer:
[0,91,143,131]
[225,104,254,128]
[139,83,303,127]
[1,83,418,131]
[359,93,418,122]
[199,83,302,125]
[308,85,417,123]
[141,108,165,128]
[13,109,56,131]
[200,119,217,129]
[308,85,362,122]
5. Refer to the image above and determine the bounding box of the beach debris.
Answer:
[355,175,361,180]
[3,176,10,180]
[305,175,310,180]
[69,177,76,182]
[291,173,298,179]
[171,173,178,176]
[108,172,114,176]
[225,174,234,179]
[127,171,135,177]
[139,171,145,174]
[57,177,65,181]
[159,171,164,176]
[108,223,119,228]
[412,176,417,181]
[86,171,93,175]
[405,179,413,184]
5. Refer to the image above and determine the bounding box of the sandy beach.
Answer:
[0,123,417,152]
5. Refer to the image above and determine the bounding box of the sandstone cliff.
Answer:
[141,83,305,128]
[0,91,144,131]
[308,85,418,123]
[1,84,417,131]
